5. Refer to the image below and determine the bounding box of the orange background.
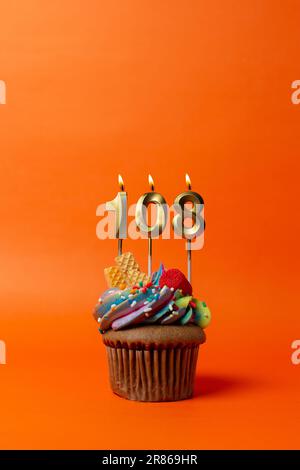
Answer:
[0,0,300,450]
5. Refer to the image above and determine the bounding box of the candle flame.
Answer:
[118,174,124,191]
[185,173,192,190]
[148,174,154,191]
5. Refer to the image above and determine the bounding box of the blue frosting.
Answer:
[151,263,164,286]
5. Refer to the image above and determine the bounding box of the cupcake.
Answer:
[94,252,211,402]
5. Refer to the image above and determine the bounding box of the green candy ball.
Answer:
[194,299,211,329]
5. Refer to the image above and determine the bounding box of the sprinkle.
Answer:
[98,298,102,303]
[111,304,117,311]
[141,287,147,293]
[144,300,149,305]
[170,287,175,292]
[131,300,137,307]
[152,289,156,294]
[168,304,173,311]
[145,313,150,317]
[139,281,143,287]
[128,294,134,299]
[108,290,114,294]
[145,282,153,288]
[132,285,139,289]
[190,301,196,309]
[144,307,152,312]
[121,296,126,300]
[97,317,101,323]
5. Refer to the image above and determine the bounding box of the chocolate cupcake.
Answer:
[94,253,211,402]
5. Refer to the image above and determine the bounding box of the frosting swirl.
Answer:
[94,265,211,333]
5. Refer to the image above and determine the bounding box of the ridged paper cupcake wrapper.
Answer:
[106,345,199,402]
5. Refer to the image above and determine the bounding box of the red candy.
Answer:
[159,268,192,296]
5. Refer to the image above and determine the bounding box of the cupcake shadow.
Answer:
[194,373,254,398]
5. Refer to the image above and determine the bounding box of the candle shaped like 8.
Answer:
[135,175,168,277]
[105,175,127,256]
[173,174,205,283]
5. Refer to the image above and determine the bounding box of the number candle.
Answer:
[173,174,204,283]
[105,174,127,256]
[135,175,167,277]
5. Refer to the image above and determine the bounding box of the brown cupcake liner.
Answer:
[106,344,200,402]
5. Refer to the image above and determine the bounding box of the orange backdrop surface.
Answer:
[0,0,300,450]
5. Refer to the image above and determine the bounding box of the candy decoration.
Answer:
[194,299,211,329]
[104,266,127,289]
[159,268,192,296]
[115,251,140,274]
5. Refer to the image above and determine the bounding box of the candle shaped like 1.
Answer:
[173,174,204,283]
[105,175,127,256]
[135,175,167,277]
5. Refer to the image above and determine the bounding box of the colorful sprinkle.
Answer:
[131,300,137,307]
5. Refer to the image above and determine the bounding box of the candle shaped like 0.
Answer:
[135,175,168,277]
[105,175,127,256]
[172,174,204,283]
